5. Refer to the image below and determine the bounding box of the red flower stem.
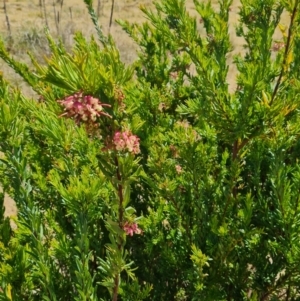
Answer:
[115,156,124,228]
[112,275,119,301]
[112,155,124,301]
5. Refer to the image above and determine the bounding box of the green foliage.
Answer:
[0,0,300,300]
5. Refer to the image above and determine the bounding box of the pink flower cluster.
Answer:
[175,164,183,174]
[113,131,140,154]
[58,92,111,123]
[271,41,285,52]
[123,222,142,236]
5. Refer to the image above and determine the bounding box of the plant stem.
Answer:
[42,0,49,27]
[3,0,11,37]
[53,0,59,35]
[111,155,124,301]
[84,0,107,45]
[271,0,298,104]
[109,0,115,33]
[115,156,124,228]
[112,274,119,301]
[97,0,101,18]
[69,7,73,20]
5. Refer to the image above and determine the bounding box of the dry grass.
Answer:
[0,0,291,89]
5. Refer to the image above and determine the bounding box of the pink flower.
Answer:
[58,91,111,124]
[175,165,183,174]
[271,41,285,52]
[113,130,140,154]
[170,71,178,80]
[123,222,142,236]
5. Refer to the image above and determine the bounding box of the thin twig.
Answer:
[3,0,11,37]
[42,0,49,28]
[111,156,124,301]
[69,7,73,20]
[53,0,59,35]
[59,0,64,26]
[39,0,43,21]
[109,0,115,33]
[97,0,101,18]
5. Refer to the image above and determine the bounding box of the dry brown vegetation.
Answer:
[0,0,290,91]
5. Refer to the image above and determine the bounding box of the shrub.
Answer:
[0,0,300,300]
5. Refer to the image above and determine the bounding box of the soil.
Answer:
[0,0,291,219]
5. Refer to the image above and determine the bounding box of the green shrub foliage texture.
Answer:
[0,0,300,300]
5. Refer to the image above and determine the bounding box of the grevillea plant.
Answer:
[0,0,300,300]
[0,6,148,299]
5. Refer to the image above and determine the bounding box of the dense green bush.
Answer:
[0,0,300,300]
